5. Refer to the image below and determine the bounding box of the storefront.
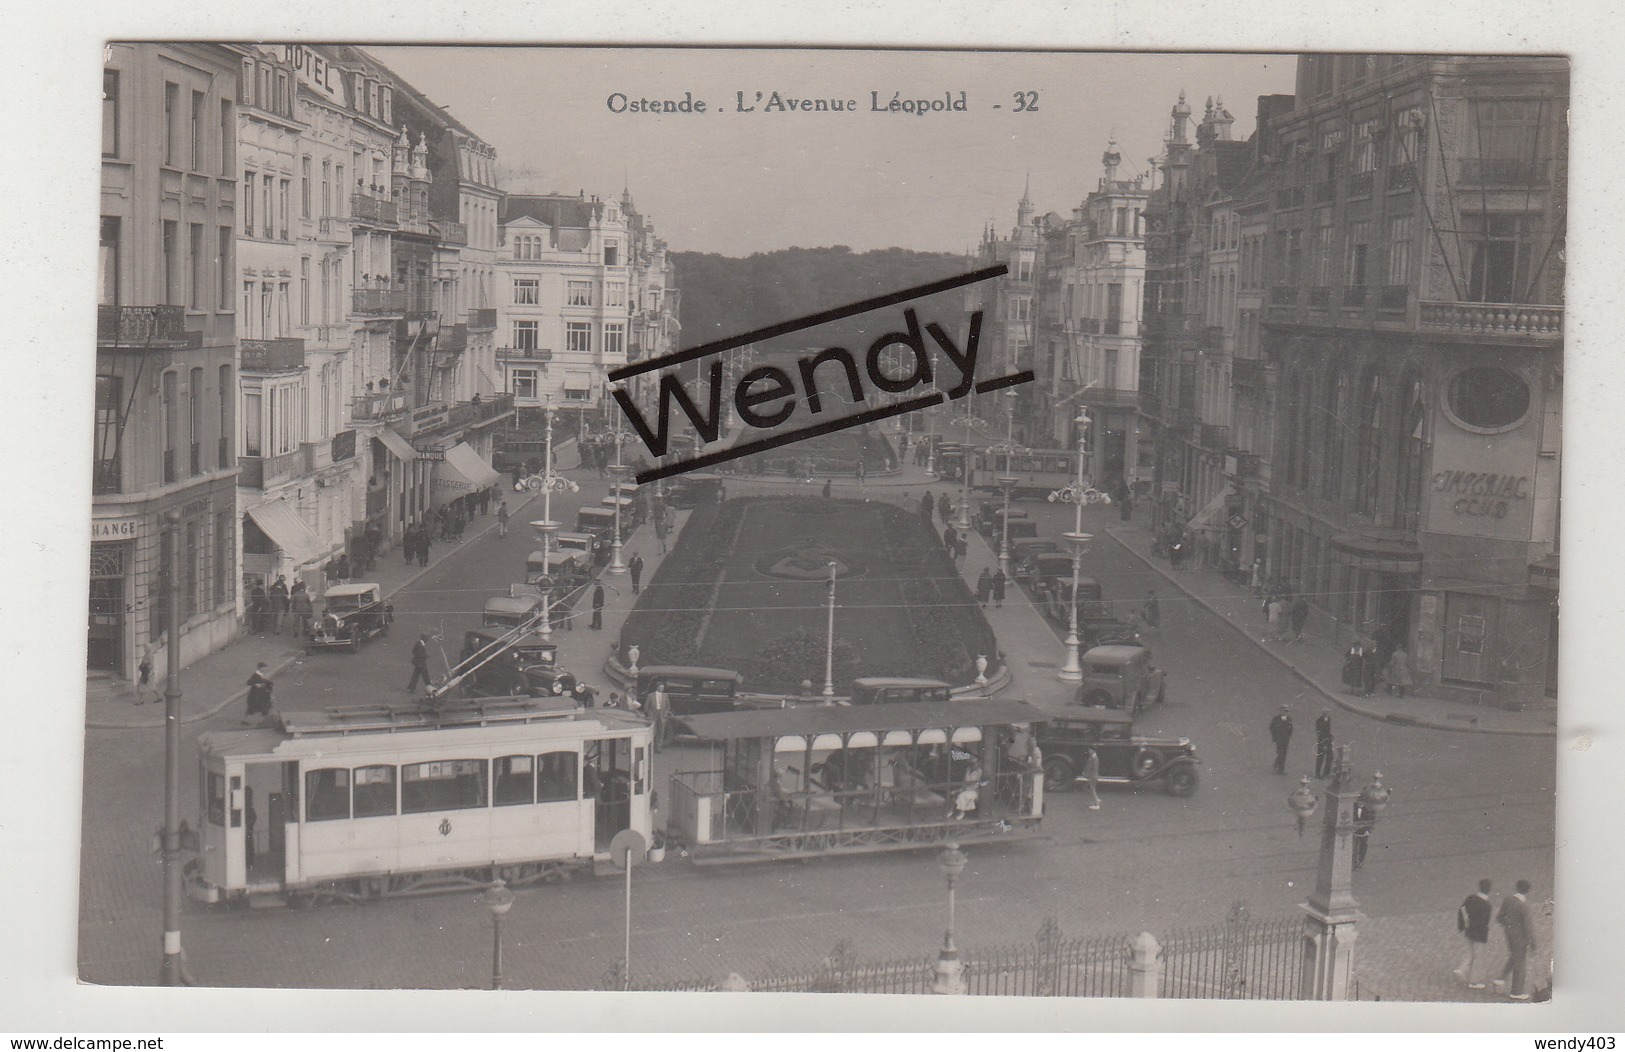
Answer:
[242,498,326,595]
[429,441,502,508]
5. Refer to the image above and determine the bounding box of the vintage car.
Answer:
[848,677,952,706]
[1010,540,1063,580]
[306,583,393,653]
[482,594,546,631]
[665,472,722,509]
[526,549,586,585]
[979,507,1032,541]
[635,664,744,717]
[457,630,560,697]
[1072,644,1167,715]
[1036,709,1200,797]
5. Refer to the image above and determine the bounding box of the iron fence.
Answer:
[1160,905,1303,1000]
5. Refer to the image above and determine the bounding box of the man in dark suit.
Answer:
[1454,878,1494,988]
[1269,705,1294,775]
[1494,879,1537,1000]
[1314,710,1335,779]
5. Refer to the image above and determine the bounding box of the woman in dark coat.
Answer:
[976,568,993,606]
[991,569,1008,608]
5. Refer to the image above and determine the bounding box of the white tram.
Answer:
[187,697,655,904]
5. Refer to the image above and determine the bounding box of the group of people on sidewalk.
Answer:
[1341,635,1413,699]
[246,575,314,639]
[1455,877,1545,1000]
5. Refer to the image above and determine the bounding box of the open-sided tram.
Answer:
[667,699,1048,864]
[187,697,654,905]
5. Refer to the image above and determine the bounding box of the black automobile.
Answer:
[457,630,560,697]
[1036,709,1199,797]
[307,583,393,653]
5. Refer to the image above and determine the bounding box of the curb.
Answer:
[1102,526,1555,739]
[86,488,548,731]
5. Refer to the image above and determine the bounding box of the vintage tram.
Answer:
[187,696,655,905]
[667,698,1048,864]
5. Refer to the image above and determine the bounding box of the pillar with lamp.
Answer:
[992,387,1023,578]
[603,424,635,574]
[931,841,969,995]
[1057,410,1094,682]
[822,560,838,699]
[478,877,515,990]
[1284,743,1391,1000]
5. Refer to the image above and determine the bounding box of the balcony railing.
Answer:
[1307,286,1331,309]
[349,193,398,227]
[1419,301,1562,339]
[1378,285,1410,312]
[446,392,516,432]
[238,444,315,490]
[431,219,468,246]
[1341,284,1367,308]
[240,337,307,372]
[1199,422,1230,449]
[93,458,121,495]
[1387,163,1417,192]
[496,346,553,361]
[349,391,410,422]
[1458,158,1544,186]
[97,304,195,347]
[1080,387,1140,409]
[352,289,407,315]
[318,216,352,242]
[467,307,497,331]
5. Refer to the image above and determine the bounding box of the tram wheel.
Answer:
[1042,756,1075,793]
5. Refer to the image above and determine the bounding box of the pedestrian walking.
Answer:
[1341,641,1367,694]
[1082,745,1102,810]
[243,662,274,724]
[497,500,510,538]
[1454,879,1494,988]
[646,680,671,750]
[943,524,957,553]
[334,553,352,583]
[1384,645,1413,697]
[1494,880,1537,1000]
[628,553,644,594]
[417,531,431,568]
[590,583,605,630]
[1290,593,1310,643]
[939,493,952,522]
[822,479,832,499]
[855,459,866,487]
[1360,640,1381,697]
[1142,589,1161,629]
[991,569,1007,608]
[1250,559,1263,595]
[1265,594,1285,642]
[1168,537,1184,570]
[290,581,313,641]
[249,582,269,634]
[135,643,155,704]
[1314,710,1334,779]
[269,575,290,634]
[920,491,935,521]
[976,567,993,606]
[1269,705,1293,775]
[1351,796,1377,869]
[654,512,668,555]
[407,634,432,693]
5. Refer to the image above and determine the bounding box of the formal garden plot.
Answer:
[620,496,996,694]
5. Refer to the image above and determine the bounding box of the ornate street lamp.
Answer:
[1288,744,1393,1000]
[158,509,190,986]
[952,400,976,534]
[479,878,516,990]
[823,561,838,698]
[932,841,969,995]
[604,425,634,574]
[996,475,1020,577]
[1057,411,1093,682]
[533,405,559,637]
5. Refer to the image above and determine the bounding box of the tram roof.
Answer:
[677,698,1049,742]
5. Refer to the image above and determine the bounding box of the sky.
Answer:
[370,47,1297,258]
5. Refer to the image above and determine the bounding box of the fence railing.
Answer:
[623,906,1302,998]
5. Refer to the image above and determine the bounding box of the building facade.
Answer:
[1257,55,1565,706]
[94,43,244,682]
[966,185,1043,445]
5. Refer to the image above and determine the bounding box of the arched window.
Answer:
[1321,371,1350,501]
[1354,368,1384,515]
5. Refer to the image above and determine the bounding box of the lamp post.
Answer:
[932,841,969,994]
[479,878,515,990]
[1287,743,1391,1000]
[993,389,1022,577]
[605,426,633,574]
[1058,411,1093,682]
[823,560,837,698]
[925,404,938,477]
[952,401,974,534]
[158,509,187,985]
[534,404,558,637]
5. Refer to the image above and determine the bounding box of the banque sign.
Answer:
[610,266,1030,484]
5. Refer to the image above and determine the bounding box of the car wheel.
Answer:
[1042,756,1075,793]
[1081,689,1115,709]
[1129,748,1162,780]
[1165,764,1199,797]
[348,635,360,654]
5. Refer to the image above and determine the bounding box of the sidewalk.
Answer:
[1104,522,1556,738]
[85,439,579,730]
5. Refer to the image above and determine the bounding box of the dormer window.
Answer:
[604,241,619,266]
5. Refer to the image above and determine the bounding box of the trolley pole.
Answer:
[158,509,186,985]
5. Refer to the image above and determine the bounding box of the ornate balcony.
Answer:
[240,337,306,372]
[431,219,468,246]
[93,458,121,495]
[238,444,315,490]
[97,305,198,348]
[446,392,516,432]
[349,391,409,422]
[352,289,406,315]
[318,216,351,243]
[1080,387,1140,409]
[496,346,553,361]
[349,193,398,227]
[440,324,468,355]
[467,307,497,331]
[1419,301,1562,340]
[1458,158,1545,186]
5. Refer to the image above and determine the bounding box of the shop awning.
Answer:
[1186,485,1235,532]
[432,441,503,501]
[245,499,324,566]
[374,428,418,462]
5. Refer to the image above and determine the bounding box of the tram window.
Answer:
[352,765,397,818]
[536,751,577,803]
[305,768,351,822]
[493,755,535,806]
[206,771,226,826]
[401,759,489,813]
